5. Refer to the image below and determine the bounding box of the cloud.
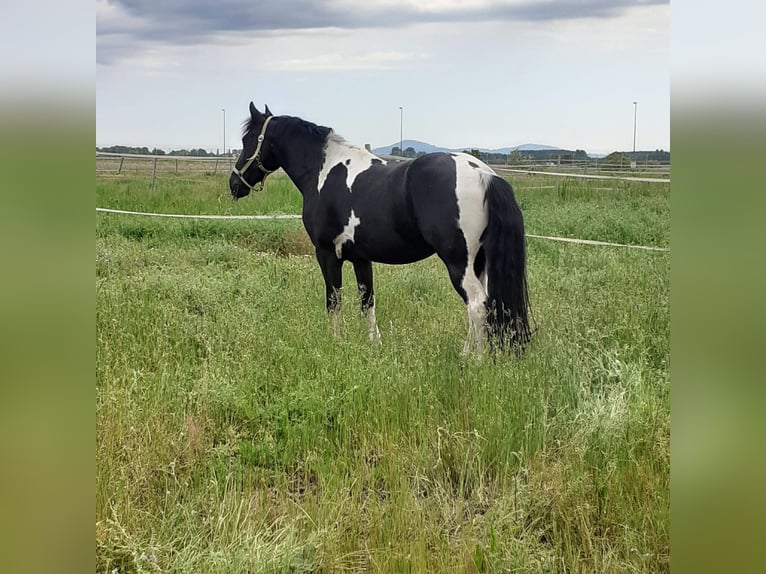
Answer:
[97,0,668,65]
[264,50,429,72]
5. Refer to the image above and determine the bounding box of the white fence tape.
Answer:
[96,208,667,252]
[96,207,301,220]
[494,167,670,184]
[526,233,668,252]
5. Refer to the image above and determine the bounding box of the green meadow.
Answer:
[97,168,669,572]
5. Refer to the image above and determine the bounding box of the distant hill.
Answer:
[371,140,451,155]
[479,144,562,154]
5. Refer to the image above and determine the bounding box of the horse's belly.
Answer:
[352,235,434,264]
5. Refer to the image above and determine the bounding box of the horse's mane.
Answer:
[326,132,359,149]
[243,114,332,140]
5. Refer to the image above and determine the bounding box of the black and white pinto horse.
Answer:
[230,102,531,354]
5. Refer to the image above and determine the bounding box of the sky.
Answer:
[96,0,670,156]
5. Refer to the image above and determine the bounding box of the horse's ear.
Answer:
[249,101,260,119]
[264,104,273,117]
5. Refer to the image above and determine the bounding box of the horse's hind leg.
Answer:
[463,269,489,357]
[444,257,488,357]
[352,259,381,344]
[316,247,343,337]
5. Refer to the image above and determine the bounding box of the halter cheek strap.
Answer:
[232,115,275,191]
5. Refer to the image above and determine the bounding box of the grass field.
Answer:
[96,169,669,572]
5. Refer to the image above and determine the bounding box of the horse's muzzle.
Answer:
[229,173,250,200]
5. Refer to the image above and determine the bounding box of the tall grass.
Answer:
[97,171,669,572]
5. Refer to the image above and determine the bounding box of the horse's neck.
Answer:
[276,129,331,196]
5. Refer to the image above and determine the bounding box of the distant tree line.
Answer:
[97,145,234,157]
[389,146,671,165]
[600,150,670,166]
[624,150,670,162]
[464,148,591,164]
[390,146,425,158]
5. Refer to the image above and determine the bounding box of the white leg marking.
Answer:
[334,210,361,259]
[462,268,488,358]
[367,305,381,344]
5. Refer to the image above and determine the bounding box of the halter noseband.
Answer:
[232,115,275,191]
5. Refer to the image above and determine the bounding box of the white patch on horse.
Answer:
[454,153,494,260]
[367,305,381,344]
[317,133,386,193]
[453,153,496,356]
[334,210,361,259]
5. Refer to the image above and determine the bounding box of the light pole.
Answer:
[222,108,226,156]
[399,106,403,157]
[632,101,637,154]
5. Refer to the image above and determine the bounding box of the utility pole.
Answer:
[222,108,226,156]
[632,101,637,153]
[399,106,403,157]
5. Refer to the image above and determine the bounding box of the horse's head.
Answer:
[229,102,279,200]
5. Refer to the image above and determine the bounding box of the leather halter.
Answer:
[231,115,275,191]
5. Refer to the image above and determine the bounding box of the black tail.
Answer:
[483,175,532,351]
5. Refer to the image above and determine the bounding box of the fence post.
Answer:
[117,156,124,175]
[213,158,219,175]
[555,154,561,194]
[151,157,158,189]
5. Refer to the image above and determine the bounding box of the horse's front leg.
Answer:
[316,247,343,338]
[352,259,381,344]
